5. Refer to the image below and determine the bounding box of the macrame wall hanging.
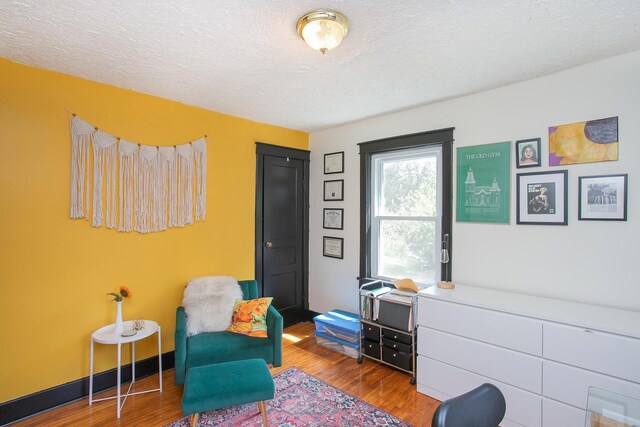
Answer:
[69,115,207,233]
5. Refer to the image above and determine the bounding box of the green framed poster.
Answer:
[456,141,511,223]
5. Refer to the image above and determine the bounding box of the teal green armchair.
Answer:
[174,279,283,384]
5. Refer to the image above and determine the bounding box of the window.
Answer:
[371,147,442,284]
[359,129,453,286]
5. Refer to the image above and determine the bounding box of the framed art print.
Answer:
[515,138,541,168]
[323,236,344,259]
[324,179,344,201]
[456,141,511,223]
[323,208,344,230]
[517,170,568,225]
[324,151,344,174]
[549,116,618,166]
[578,174,627,221]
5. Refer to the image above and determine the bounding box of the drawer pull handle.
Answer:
[394,335,398,339]
[584,329,594,333]
[393,344,397,348]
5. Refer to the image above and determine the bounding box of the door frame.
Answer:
[255,142,310,315]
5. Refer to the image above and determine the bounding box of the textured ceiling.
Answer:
[2,1,640,131]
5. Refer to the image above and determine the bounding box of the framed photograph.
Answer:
[323,236,344,259]
[323,208,344,230]
[515,138,541,168]
[456,141,511,223]
[578,174,627,221]
[324,151,344,174]
[549,116,618,166]
[517,170,568,225]
[324,179,344,201]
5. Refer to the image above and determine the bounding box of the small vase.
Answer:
[113,301,124,335]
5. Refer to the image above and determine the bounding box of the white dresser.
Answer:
[417,284,640,427]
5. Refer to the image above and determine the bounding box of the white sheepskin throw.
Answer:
[182,276,243,336]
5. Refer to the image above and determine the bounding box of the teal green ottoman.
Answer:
[182,358,275,427]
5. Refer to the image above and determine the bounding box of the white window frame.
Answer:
[370,146,443,286]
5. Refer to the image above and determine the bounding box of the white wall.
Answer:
[308,50,640,315]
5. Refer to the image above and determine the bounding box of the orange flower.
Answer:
[234,303,254,323]
[107,285,133,302]
[118,285,132,300]
[253,303,267,316]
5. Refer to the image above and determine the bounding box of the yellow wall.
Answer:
[0,58,308,402]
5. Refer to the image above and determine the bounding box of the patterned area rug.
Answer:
[167,366,412,426]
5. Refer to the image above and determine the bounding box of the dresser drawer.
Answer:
[382,346,413,372]
[543,360,640,410]
[362,323,380,342]
[382,336,412,353]
[418,298,542,356]
[542,398,585,427]
[418,327,542,393]
[417,356,541,427]
[382,328,413,345]
[362,339,380,359]
[543,323,640,383]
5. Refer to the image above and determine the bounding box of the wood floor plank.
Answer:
[11,322,439,426]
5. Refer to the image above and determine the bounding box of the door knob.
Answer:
[265,241,273,248]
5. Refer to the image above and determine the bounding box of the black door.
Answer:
[256,143,309,327]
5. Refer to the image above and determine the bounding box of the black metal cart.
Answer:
[358,279,417,384]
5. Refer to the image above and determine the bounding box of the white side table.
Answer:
[89,320,162,418]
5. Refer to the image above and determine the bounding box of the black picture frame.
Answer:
[323,208,344,230]
[517,170,568,225]
[323,236,344,259]
[515,138,542,168]
[323,179,344,201]
[324,151,344,174]
[578,174,628,221]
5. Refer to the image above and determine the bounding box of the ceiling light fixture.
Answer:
[297,10,349,54]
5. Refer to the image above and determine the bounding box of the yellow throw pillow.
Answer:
[227,297,273,338]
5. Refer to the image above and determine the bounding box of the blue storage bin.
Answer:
[313,309,360,344]
[314,330,359,358]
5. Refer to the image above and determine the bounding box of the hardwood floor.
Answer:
[12,322,440,426]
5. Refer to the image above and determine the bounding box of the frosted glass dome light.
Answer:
[297,10,349,54]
